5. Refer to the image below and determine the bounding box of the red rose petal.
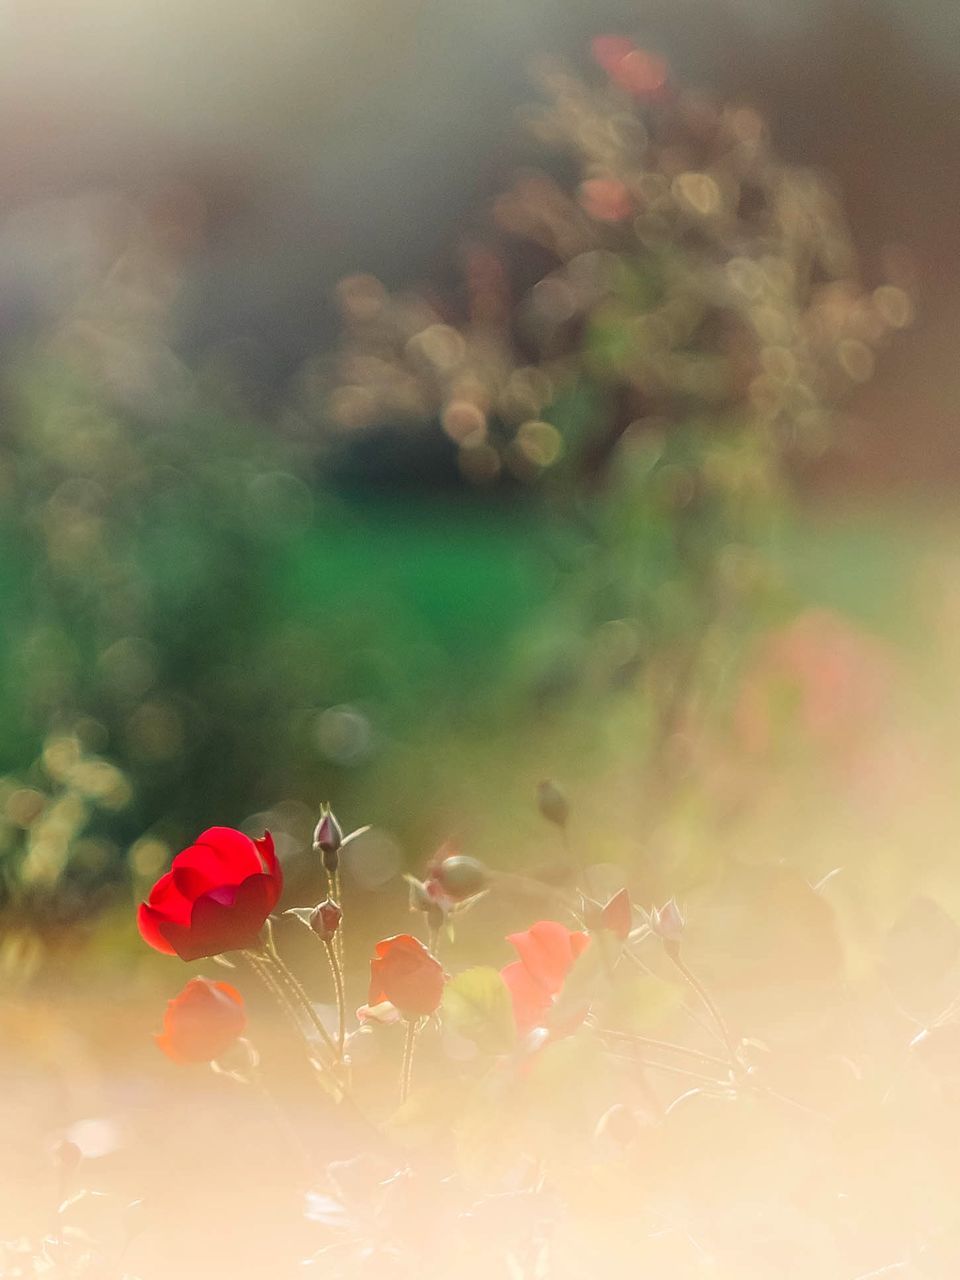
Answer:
[501,960,552,1034]
[156,977,247,1063]
[137,902,179,955]
[506,921,589,996]
[161,874,278,961]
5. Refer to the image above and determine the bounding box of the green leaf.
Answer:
[443,966,516,1055]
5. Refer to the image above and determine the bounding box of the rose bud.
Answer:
[649,899,685,947]
[313,807,344,874]
[537,779,569,828]
[154,977,247,1064]
[368,934,445,1020]
[309,898,343,943]
[432,855,488,901]
[602,888,633,939]
[137,827,282,961]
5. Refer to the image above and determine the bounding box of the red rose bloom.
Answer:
[500,920,590,1034]
[368,934,445,1020]
[138,827,282,961]
[155,977,246,1064]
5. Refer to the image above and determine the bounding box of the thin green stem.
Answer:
[242,951,310,1048]
[265,945,341,1065]
[333,868,345,973]
[562,825,596,901]
[622,942,725,1045]
[604,1045,733,1089]
[597,1027,732,1071]
[323,939,346,1059]
[399,1018,419,1105]
[667,949,740,1068]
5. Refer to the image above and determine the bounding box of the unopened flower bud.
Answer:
[537,779,569,828]
[434,855,488,901]
[313,807,343,874]
[583,888,632,940]
[309,898,343,943]
[649,898,685,946]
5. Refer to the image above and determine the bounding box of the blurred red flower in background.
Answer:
[579,178,634,223]
[591,35,669,100]
[155,977,246,1064]
[368,934,445,1019]
[735,609,896,760]
[137,827,283,961]
[501,921,590,1034]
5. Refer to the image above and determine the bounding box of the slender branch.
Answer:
[400,1018,419,1104]
[598,1027,732,1071]
[324,939,346,1059]
[332,868,345,974]
[602,1044,734,1089]
[622,943,726,1046]
[242,950,310,1048]
[265,945,341,1065]
[666,950,740,1067]
[561,825,596,901]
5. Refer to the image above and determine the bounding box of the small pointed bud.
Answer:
[309,898,343,943]
[599,888,632,941]
[537,779,569,828]
[313,807,343,874]
[650,898,685,945]
[433,855,488,901]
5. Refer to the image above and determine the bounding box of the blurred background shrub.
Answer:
[0,1,937,964]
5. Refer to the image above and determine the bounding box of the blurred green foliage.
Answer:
[0,44,905,949]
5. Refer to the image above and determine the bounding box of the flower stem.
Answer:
[332,867,346,974]
[666,949,740,1068]
[562,825,596,902]
[323,939,346,1059]
[399,1018,419,1105]
[598,1027,732,1071]
[265,942,341,1065]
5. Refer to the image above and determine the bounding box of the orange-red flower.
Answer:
[137,827,282,961]
[368,934,445,1020]
[155,977,246,1064]
[500,921,590,1034]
